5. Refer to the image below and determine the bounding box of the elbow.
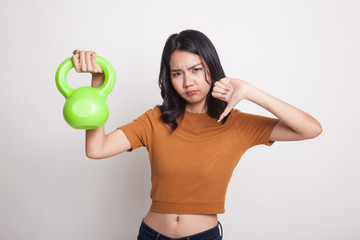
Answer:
[295,121,322,140]
[307,122,323,139]
[315,123,323,137]
[86,149,103,160]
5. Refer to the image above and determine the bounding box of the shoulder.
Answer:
[228,108,278,124]
[227,108,246,122]
[144,106,161,118]
[229,108,258,118]
[135,106,162,124]
[229,108,242,117]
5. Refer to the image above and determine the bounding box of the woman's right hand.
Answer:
[72,50,103,75]
[72,50,104,87]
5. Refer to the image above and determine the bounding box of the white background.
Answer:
[0,0,359,239]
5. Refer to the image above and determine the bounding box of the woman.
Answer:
[72,30,322,240]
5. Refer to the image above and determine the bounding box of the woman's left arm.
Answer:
[212,78,322,141]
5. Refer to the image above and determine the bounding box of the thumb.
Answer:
[218,105,232,122]
[90,52,103,74]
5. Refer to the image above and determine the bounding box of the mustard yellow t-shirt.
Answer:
[119,107,279,214]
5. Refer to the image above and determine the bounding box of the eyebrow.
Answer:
[170,63,203,72]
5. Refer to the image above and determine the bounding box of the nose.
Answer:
[183,72,194,88]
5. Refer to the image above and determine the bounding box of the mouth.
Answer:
[186,90,198,96]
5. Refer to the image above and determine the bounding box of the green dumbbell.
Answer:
[55,56,116,129]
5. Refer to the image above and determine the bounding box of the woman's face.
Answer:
[169,50,211,113]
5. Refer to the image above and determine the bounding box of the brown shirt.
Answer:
[119,107,279,214]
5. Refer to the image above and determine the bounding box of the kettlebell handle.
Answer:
[55,56,116,99]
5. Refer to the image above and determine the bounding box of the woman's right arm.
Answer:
[85,126,131,159]
[72,50,131,159]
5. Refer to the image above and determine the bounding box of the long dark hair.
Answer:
[158,29,228,131]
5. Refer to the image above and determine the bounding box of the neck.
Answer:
[185,103,207,113]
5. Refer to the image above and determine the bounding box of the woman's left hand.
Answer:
[212,77,322,141]
[212,77,251,121]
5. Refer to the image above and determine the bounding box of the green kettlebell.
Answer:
[55,56,116,129]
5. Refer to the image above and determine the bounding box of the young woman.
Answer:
[72,30,322,240]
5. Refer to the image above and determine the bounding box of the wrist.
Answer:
[241,81,257,101]
[91,73,105,88]
[245,84,270,107]
[91,72,105,78]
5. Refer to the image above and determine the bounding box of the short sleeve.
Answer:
[118,108,158,152]
[230,110,279,148]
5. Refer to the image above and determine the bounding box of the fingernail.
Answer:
[227,86,232,91]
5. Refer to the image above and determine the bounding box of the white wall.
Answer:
[0,0,359,239]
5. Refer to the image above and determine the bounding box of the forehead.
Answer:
[169,50,202,68]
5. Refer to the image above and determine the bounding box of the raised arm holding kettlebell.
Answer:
[62,50,131,158]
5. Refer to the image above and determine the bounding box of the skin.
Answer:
[169,50,212,113]
[71,49,322,238]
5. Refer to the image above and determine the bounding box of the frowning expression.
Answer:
[169,50,211,113]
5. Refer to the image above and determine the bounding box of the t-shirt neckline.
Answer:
[184,110,211,121]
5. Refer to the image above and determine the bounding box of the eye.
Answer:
[172,72,182,77]
[193,68,202,73]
